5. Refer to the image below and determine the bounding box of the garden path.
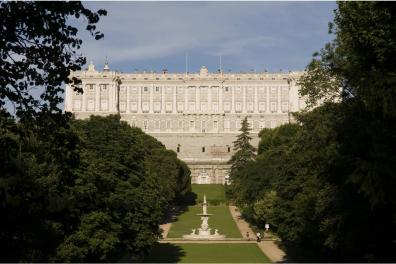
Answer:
[229,205,287,263]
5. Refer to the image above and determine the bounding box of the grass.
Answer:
[167,205,242,238]
[191,184,226,204]
[144,243,270,263]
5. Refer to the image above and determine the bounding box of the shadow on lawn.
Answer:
[160,190,197,224]
[143,243,185,263]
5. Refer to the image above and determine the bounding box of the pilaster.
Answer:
[277,85,282,113]
[138,85,142,113]
[266,86,270,113]
[126,85,130,113]
[254,85,258,114]
[95,83,100,111]
[149,85,153,114]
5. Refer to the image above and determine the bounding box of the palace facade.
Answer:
[65,62,305,184]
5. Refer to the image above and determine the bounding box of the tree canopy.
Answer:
[0,2,191,262]
[230,2,396,262]
[0,1,106,116]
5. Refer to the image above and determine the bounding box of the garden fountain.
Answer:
[183,195,226,240]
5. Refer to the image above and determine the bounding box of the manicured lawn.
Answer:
[192,184,226,204]
[144,243,270,263]
[167,205,242,238]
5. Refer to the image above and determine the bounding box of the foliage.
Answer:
[0,114,191,262]
[0,2,191,262]
[0,1,106,116]
[229,117,256,174]
[231,2,396,261]
[227,117,256,201]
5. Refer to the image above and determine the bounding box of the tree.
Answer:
[229,117,256,174]
[0,2,106,117]
[52,115,191,262]
[271,2,396,261]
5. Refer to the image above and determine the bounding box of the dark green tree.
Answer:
[229,117,256,174]
[52,115,191,262]
[0,1,106,116]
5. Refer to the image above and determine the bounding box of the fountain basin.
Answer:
[182,234,226,240]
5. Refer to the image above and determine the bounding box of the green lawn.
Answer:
[144,243,270,263]
[167,205,242,238]
[192,184,226,204]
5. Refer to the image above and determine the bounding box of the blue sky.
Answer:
[78,1,337,73]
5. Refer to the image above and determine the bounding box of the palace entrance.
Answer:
[197,169,210,184]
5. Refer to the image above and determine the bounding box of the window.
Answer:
[86,84,95,91]
[190,121,195,128]
[143,87,148,92]
[202,147,205,152]
[236,119,242,129]
[235,102,242,112]
[155,120,160,129]
[166,120,171,129]
[281,102,289,112]
[259,102,266,112]
[225,87,229,92]
[177,146,180,153]
[224,102,231,112]
[144,120,148,130]
[224,120,230,129]
[213,121,218,129]
[212,102,218,112]
[227,147,231,152]
[155,87,160,92]
[270,102,277,112]
[201,120,206,132]
[100,84,108,91]
[178,120,183,129]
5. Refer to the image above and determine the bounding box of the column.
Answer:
[196,86,200,113]
[107,85,112,112]
[82,84,87,112]
[208,86,212,113]
[266,86,270,113]
[95,83,100,112]
[126,85,130,113]
[277,85,282,113]
[184,86,188,113]
[138,85,142,113]
[231,86,235,113]
[219,85,223,113]
[112,82,116,112]
[161,85,165,113]
[254,85,258,114]
[149,85,153,114]
[242,85,246,113]
[173,86,177,113]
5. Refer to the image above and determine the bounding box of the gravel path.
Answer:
[160,222,172,239]
[229,205,287,263]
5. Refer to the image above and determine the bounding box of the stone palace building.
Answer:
[65,62,305,184]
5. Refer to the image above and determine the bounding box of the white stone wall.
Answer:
[65,63,305,184]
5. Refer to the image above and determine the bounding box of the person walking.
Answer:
[246,231,250,241]
[256,232,261,242]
